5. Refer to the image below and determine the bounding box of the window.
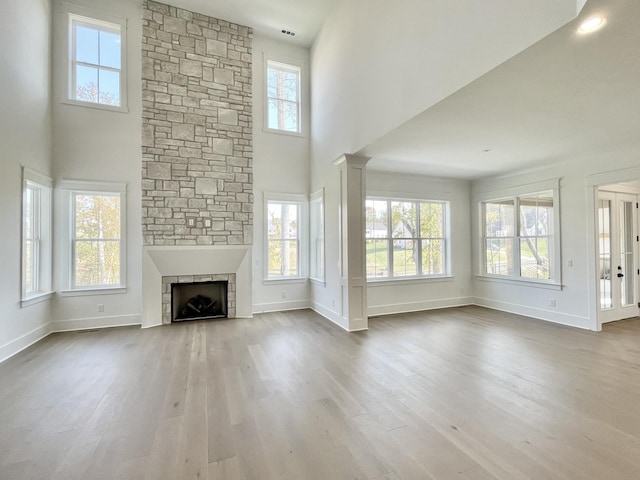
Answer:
[21,169,53,304]
[309,189,325,283]
[482,190,557,282]
[265,59,301,133]
[366,198,449,280]
[60,181,126,291]
[67,10,126,110]
[265,194,306,280]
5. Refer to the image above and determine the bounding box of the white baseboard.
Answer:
[141,320,162,329]
[253,299,310,314]
[51,314,142,333]
[472,297,592,330]
[368,296,474,317]
[0,323,52,364]
[309,301,350,331]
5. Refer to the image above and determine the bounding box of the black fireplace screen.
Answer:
[171,281,228,322]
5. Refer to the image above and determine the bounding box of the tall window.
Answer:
[68,12,126,109]
[483,190,555,281]
[72,193,121,287]
[309,189,325,283]
[266,200,301,279]
[61,181,126,291]
[266,60,301,133]
[366,198,449,280]
[22,169,53,304]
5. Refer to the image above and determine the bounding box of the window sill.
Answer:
[475,275,563,290]
[262,126,306,139]
[310,277,326,287]
[58,286,127,297]
[368,275,454,287]
[263,277,307,285]
[62,98,129,114]
[20,291,54,308]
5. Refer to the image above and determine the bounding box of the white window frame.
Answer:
[59,180,127,295]
[309,188,325,284]
[263,55,304,136]
[21,168,53,307]
[264,193,308,283]
[365,196,451,281]
[476,179,562,288]
[63,4,128,113]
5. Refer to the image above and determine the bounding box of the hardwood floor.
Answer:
[1,306,639,479]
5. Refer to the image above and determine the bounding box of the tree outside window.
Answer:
[267,201,300,278]
[483,191,554,280]
[72,192,122,287]
[69,13,124,107]
[366,198,448,279]
[266,60,301,133]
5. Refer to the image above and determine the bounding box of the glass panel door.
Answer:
[598,198,612,310]
[598,191,638,323]
[620,200,634,307]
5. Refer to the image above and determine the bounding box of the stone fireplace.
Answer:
[165,275,233,323]
[142,245,250,327]
[140,1,253,327]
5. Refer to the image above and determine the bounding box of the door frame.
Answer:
[597,190,639,323]
[586,166,640,331]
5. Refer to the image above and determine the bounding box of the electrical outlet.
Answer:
[331,299,336,307]
[97,304,105,312]
[281,290,286,299]
[548,299,556,308]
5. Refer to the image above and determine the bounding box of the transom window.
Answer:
[266,60,301,133]
[366,198,449,280]
[68,13,126,109]
[483,191,556,281]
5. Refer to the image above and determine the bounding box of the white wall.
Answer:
[51,0,143,331]
[366,172,472,316]
[471,142,640,330]
[0,0,53,361]
[308,163,343,325]
[251,35,311,313]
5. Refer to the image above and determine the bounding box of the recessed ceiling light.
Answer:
[578,16,606,34]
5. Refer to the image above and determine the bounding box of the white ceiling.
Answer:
[358,0,640,179]
[165,0,338,46]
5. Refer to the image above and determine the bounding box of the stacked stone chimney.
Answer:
[141,0,253,247]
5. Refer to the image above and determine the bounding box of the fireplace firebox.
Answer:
[171,281,228,322]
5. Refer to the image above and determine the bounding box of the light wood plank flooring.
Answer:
[1,306,639,479]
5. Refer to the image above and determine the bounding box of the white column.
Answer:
[334,154,370,331]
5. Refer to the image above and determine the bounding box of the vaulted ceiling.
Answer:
[164,0,638,180]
